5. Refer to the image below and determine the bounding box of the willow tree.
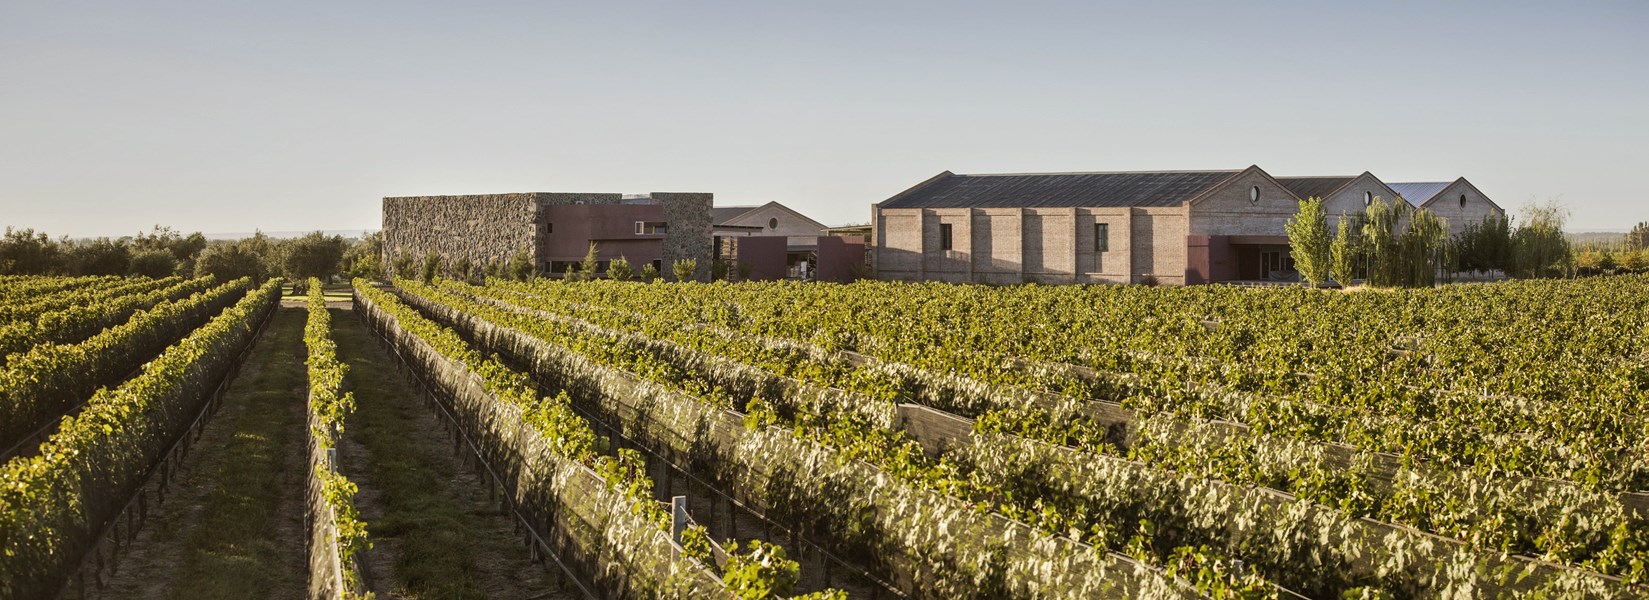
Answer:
[1399,209,1448,287]
[1512,200,1571,278]
[1360,198,1403,287]
[1285,197,1332,286]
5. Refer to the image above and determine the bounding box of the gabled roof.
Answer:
[878,169,1244,209]
[713,201,830,231]
[1274,176,1358,201]
[1386,182,1452,207]
[712,205,760,225]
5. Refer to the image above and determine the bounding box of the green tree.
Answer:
[453,256,473,282]
[132,225,207,273]
[393,253,418,280]
[67,237,131,276]
[1399,209,1448,287]
[508,248,534,281]
[1285,197,1332,286]
[1619,248,1648,273]
[0,227,65,275]
[1511,200,1571,278]
[195,241,268,281]
[1454,213,1513,274]
[1360,198,1403,287]
[421,252,442,283]
[128,249,178,277]
[608,256,634,281]
[1330,213,1359,287]
[282,232,347,281]
[340,231,383,280]
[578,243,601,280]
[1625,222,1649,251]
[671,258,698,282]
[639,262,660,282]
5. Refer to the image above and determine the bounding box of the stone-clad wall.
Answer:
[654,192,714,280]
[382,191,713,279]
[381,194,540,274]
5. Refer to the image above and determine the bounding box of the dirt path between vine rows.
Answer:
[330,306,578,600]
[92,308,308,600]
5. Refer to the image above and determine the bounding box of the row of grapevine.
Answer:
[0,275,215,361]
[0,277,256,455]
[0,275,121,304]
[352,281,812,598]
[0,278,281,600]
[391,279,1219,598]
[302,279,371,599]
[439,277,1646,596]
[0,275,185,322]
[485,277,1649,495]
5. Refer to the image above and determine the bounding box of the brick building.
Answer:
[871,166,1501,285]
[381,192,714,279]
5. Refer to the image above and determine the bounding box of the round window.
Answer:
[1364,191,1373,206]
[1459,194,1467,208]
[768,217,778,229]
[1249,186,1260,204]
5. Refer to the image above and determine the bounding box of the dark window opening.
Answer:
[545,222,553,234]
[1249,186,1260,204]
[768,217,779,229]
[1459,194,1467,208]
[1363,192,1373,206]
[939,223,953,250]
[1094,223,1110,252]
[635,221,669,235]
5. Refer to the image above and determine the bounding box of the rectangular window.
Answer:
[635,221,668,235]
[939,223,953,250]
[545,222,553,234]
[1094,223,1109,252]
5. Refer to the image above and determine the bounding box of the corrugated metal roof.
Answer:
[879,170,1242,209]
[1274,176,1355,201]
[712,206,758,225]
[1387,182,1451,207]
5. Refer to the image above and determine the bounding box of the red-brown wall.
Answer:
[1185,235,1234,284]
[817,235,867,282]
[540,204,666,263]
[733,236,788,281]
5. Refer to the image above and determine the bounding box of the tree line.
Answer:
[0,226,383,282]
[1286,197,1578,288]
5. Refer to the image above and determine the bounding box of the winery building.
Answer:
[381,192,714,279]
[381,192,863,281]
[871,166,1501,285]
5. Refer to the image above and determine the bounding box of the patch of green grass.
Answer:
[329,307,495,599]
[169,308,306,599]
[279,283,353,302]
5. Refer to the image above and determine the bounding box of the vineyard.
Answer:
[1,273,1645,599]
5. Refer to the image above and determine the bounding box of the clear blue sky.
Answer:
[3,0,1645,237]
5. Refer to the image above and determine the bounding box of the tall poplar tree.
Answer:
[1285,197,1332,286]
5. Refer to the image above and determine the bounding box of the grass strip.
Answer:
[168,307,306,599]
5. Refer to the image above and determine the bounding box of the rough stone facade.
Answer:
[382,193,540,275]
[381,192,713,279]
[654,192,714,280]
